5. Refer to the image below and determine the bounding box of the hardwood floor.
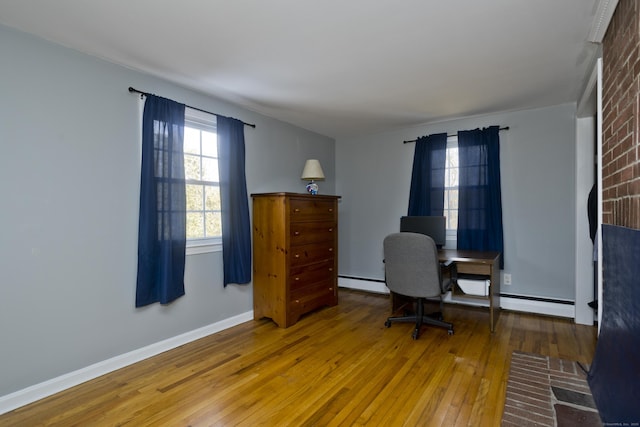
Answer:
[0,289,596,426]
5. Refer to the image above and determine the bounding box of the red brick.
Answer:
[501,413,552,427]
[502,403,555,424]
[503,352,599,425]
[603,0,640,228]
[506,386,552,405]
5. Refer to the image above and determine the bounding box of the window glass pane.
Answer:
[184,127,201,155]
[205,185,221,210]
[447,211,458,230]
[186,184,203,210]
[184,154,201,180]
[202,131,217,157]
[186,212,204,239]
[205,212,222,237]
[447,147,458,167]
[184,119,221,242]
[444,138,459,232]
[446,146,459,187]
[202,157,219,182]
[448,189,459,209]
[446,167,457,187]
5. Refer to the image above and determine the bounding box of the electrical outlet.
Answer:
[504,273,512,285]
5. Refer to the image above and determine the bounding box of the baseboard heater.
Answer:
[338,275,388,294]
[500,293,574,305]
[338,275,575,318]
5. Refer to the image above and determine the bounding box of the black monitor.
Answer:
[400,216,447,248]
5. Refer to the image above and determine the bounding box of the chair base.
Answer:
[384,297,454,339]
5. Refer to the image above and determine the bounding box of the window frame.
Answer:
[184,107,222,255]
[444,135,459,242]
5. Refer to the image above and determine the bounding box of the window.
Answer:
[444,136,459,233]
[183,108,221,253]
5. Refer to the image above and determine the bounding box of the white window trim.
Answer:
[185,107,217,132]
[186,238,222,255]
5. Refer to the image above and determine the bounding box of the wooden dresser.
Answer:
[252,192,340,328]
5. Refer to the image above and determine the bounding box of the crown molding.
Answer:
[588,0,619,43]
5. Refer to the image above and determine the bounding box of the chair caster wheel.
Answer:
[384,320,391,328]
[448,329,454,336]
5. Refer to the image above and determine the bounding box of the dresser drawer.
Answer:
[290,198,336,222]
[290,260,335,291]
[290,221,336,245]
[289,287,337,323]
[457,263,491,276]
[290,241,336,267]
[290,280,336,308]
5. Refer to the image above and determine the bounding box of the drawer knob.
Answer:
[294,208,300,213]
[295,277,300,281]
[294,254,300,258]
[328,208,333,212]
[328,228,333,232]
[328,248,333,252]
[294,231,300,236]
[328,268,333,272]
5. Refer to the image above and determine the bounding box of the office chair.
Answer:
[383,232,454,339]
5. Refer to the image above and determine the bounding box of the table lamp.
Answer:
[301,159,325,195]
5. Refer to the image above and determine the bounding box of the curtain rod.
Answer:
[128,87,256,128]
[403,126,509,144]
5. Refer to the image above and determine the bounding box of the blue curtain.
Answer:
[588,224,640,423]
[407,133,448,216]
[217,116,252,286]
[457,126,504,267]
[136,95,187,307]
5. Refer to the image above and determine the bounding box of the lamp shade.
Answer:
[301,159,325,180]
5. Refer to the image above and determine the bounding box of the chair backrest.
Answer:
[383,232,442,298]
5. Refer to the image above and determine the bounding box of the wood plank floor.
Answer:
[0,289,597,427]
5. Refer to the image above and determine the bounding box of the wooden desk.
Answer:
[391,249,501,332]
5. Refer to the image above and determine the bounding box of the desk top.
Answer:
[438,249,501,264]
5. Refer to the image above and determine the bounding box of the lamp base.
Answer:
[305,181,319,195]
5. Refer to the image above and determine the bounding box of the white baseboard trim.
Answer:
[339,277,575,319]
[0,311,253,416]
[339,276,389,294]
[500,296,574,318]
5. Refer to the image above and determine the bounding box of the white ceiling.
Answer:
[0,0,604,138]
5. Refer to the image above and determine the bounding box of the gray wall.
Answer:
[0,24,334,397]
[336,103,578,301]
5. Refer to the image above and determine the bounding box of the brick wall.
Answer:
[602,0,640,228]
